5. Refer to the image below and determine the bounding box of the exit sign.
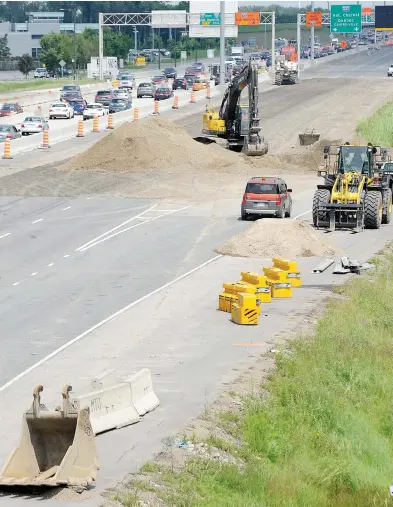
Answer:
[330,4,362,33]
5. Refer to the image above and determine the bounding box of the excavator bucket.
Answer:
[242,136,269,157]
[0,385,99,489]
[299,129,320,146]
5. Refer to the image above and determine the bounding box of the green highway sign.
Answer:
[200,13,220,26]
[330,4,362,33]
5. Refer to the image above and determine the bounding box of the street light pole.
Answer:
[73,7,76,80]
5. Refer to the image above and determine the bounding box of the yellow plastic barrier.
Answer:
[272,258,302,287]
[239,271,272,303]
[263,267,292,299]
[218,283,255,313]
[231,293,260,325]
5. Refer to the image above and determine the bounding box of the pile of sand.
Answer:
[59,117,249,173]
[216,219,342,258]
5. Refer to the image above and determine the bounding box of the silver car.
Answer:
[137,82,155,98]
[0,124,22,142]
[113,89,130,100]
[21,116,49,136]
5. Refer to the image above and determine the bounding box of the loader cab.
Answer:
[338,145,371,175]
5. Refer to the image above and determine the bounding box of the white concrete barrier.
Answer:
[126,368,159,416]
[72,382,140,435]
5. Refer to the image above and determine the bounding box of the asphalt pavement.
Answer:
[0,46,393,506]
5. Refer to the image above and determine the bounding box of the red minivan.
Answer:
[241,176,292,220]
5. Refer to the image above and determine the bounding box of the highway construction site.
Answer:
[2,48,393,506]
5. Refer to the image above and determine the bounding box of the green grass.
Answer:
[125,249,393,507]
[0,78,99,95]
[357,100,393,147]
[238,23,332,48]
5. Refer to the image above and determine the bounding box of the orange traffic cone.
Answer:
[39,129,50,149]
[92,115,99,133]
[172,96,179,109]
[2,138,12,159]
[133,108,139,121]
[206,85,211,99]
[107,113,114,129]
[190,91,196,104]
[76,119,84,138]
[152,100,159,115]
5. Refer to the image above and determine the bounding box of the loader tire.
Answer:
[312,189,330,227]
[382,188,392,224]
[289,73,299,85]
[275,74,282,86]
[364,191,383,229]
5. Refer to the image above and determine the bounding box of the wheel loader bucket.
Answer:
[0,385,99,489]
[299,129,320,146]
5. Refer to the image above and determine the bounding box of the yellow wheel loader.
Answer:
[313,143,392,232]
[200,61,268,156]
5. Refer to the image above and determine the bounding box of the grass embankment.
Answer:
[357,101,393,147]
[121,250,393,507]
[0,78,95,94]
[238,23,332,48]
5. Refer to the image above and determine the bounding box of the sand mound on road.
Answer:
[216,219,342,258]
[59,117,246,173]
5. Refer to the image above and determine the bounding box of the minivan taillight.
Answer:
[242,193,248,204]
[276,196,282,205]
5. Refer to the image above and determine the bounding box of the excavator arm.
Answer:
[218,62,268,156]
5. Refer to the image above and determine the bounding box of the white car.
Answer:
[388,65,393,77]
[113,89,130,100]
[21,116,49,135]
[34,68,49,79]
[83,103,107,120]
[49,103,74,119]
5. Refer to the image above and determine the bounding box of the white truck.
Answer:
[388,64,393,77]
[231,46,244,58]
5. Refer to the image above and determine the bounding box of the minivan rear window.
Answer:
[246,183,279,194]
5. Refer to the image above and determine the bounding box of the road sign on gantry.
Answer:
[330,4,361,34]
[306,11,322,28]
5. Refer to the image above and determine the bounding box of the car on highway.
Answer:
[154,86,173,101]
[108,98,132,113]
[67,98,87,115]
[0,103,23,117]
[241,176,292,220]
[94,90,113,107]
[151,75,166,86]
[0,124,22,142]
[60,84,81,100]
[62,90,83,102]
[48,102,74,119]
[388,65,393,77]
[20,116,49,135]
[113,89,130,100]
[191,61,205,72]
[118,73,135,90]
[163,67,177,79]
[184,74,196,87]
[172,77,188,90]
[184,67,199,75]
[83,103,108,120]
[34,68,49,78]
[137,82,155,98]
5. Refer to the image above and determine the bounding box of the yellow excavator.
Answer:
[200,61,268,156]
[313,142,392,232]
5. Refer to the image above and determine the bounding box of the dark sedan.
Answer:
[172,78,188,90]
[67,99,87,115]
[0,103,23,117]
[154,87,173,100]
[184,74,196,86]
[152,75,166,86]
[163,67,177,79]
[108,98,132,113]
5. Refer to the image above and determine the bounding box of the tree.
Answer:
[0,34,11,59]
[40,33,72,71]
[103,28,131,59]
[18,54,35,77]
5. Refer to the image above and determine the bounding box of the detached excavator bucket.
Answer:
[299,129,320,146]
[0,385,99,489]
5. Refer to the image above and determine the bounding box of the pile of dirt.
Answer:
[59,117,251,173]
[216,219,342,258]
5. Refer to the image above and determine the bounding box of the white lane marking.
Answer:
[32,218,43,224]
[0,232,11,240]
[30,272,37,276]
[0,254,223,392]
[12,282,19,286]
[78,206,192,252]
[47,263,54,267]
[62,206,72,211]
[294,209,311,220]
[63,254,70,258]
[75,204,158,252]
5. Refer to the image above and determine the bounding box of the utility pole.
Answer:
[219,0,225,85]
[310,0,315,62]
[174,28,177,68]
[73,7,76,80]
[133,27,138,52]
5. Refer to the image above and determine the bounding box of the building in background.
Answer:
[0,11,98,58]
